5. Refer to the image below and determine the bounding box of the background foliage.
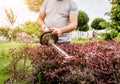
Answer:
[91,18,106,30]
[77,10,89,31]
[104,0,120,40]
[25,0,44,12]
[22,21,41,37]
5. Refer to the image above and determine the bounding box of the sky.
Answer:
[0,0,112,27]
[0,0,38,27]
[75,0,112,23]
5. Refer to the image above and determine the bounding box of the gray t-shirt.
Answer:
[40,0,78,42]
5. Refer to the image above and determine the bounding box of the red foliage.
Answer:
[25,40,120,84]
[6,40,120,84]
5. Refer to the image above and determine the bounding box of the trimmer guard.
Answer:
[40,31,58,45]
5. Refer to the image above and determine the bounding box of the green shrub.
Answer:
[77,10,89,31]
[91,18,106,30]
[115,33,120,41]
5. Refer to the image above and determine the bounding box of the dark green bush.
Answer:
[77,10,89,31]
[91,18,106,30]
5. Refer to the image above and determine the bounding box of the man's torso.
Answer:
[41,0,77,42]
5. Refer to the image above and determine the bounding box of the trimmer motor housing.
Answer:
[40,31,58,45]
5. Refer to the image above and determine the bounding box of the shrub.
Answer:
[5,41,120,84]
[77,10,89,32]
[115,33,120,41]
[28,41,120,84]
[91,18,106,30]
[77,10,89,26]
[5,47,34,84]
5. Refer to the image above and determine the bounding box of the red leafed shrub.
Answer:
[6,40,120,84]
[26,40,120,84]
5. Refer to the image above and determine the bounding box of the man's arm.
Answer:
[37,13,47,32]
[50,14,78,36]
[60,14,78,33]
[37,0,48,32]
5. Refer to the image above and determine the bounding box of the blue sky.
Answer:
[0,0,112,27]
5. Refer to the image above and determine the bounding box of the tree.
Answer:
[91,18,107,30]
[101,0,120,40]
[77,24,89,32]
[76,10,89,38]
[0,27,11,41]
[77,10,89,31]
[25,0,44,12]
[22,21,41,37]
[111,0,120,32]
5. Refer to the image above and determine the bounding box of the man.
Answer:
[37,0,78,44]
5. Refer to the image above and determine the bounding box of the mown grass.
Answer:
[71,38,93,44]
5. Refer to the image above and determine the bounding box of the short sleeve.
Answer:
[40,0,48,14]
[69,1,78,15]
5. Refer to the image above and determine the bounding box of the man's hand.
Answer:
[41,25,48,32]
[50,27,63,36]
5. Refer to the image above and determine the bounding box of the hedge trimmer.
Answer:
[40,28,72,59]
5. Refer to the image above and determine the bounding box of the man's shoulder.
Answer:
[67,0,77,5]
[68,0,76,2]
[43,0,49,3]
[44,0,48,2]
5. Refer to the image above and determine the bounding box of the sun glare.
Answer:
[0,0,38,27]
[0,0,25,9]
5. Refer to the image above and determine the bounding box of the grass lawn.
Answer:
[0,42,39,84]
[71,38,93,44]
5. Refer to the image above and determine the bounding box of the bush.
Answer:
[6,41,120,84]
[77,24,89,32]
[77,10,89,32]
[28,41,120,84]
[5,48,34,84]
[101,29,118,41]
[115,33,120,41]
[77,10,89,26]
[91,18,106,30]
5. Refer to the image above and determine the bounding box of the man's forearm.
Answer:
[60,22,77,34]
[37,18,46,28]
[60,14,78,34]
[37,13,47,32]
[37,13,46,27]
